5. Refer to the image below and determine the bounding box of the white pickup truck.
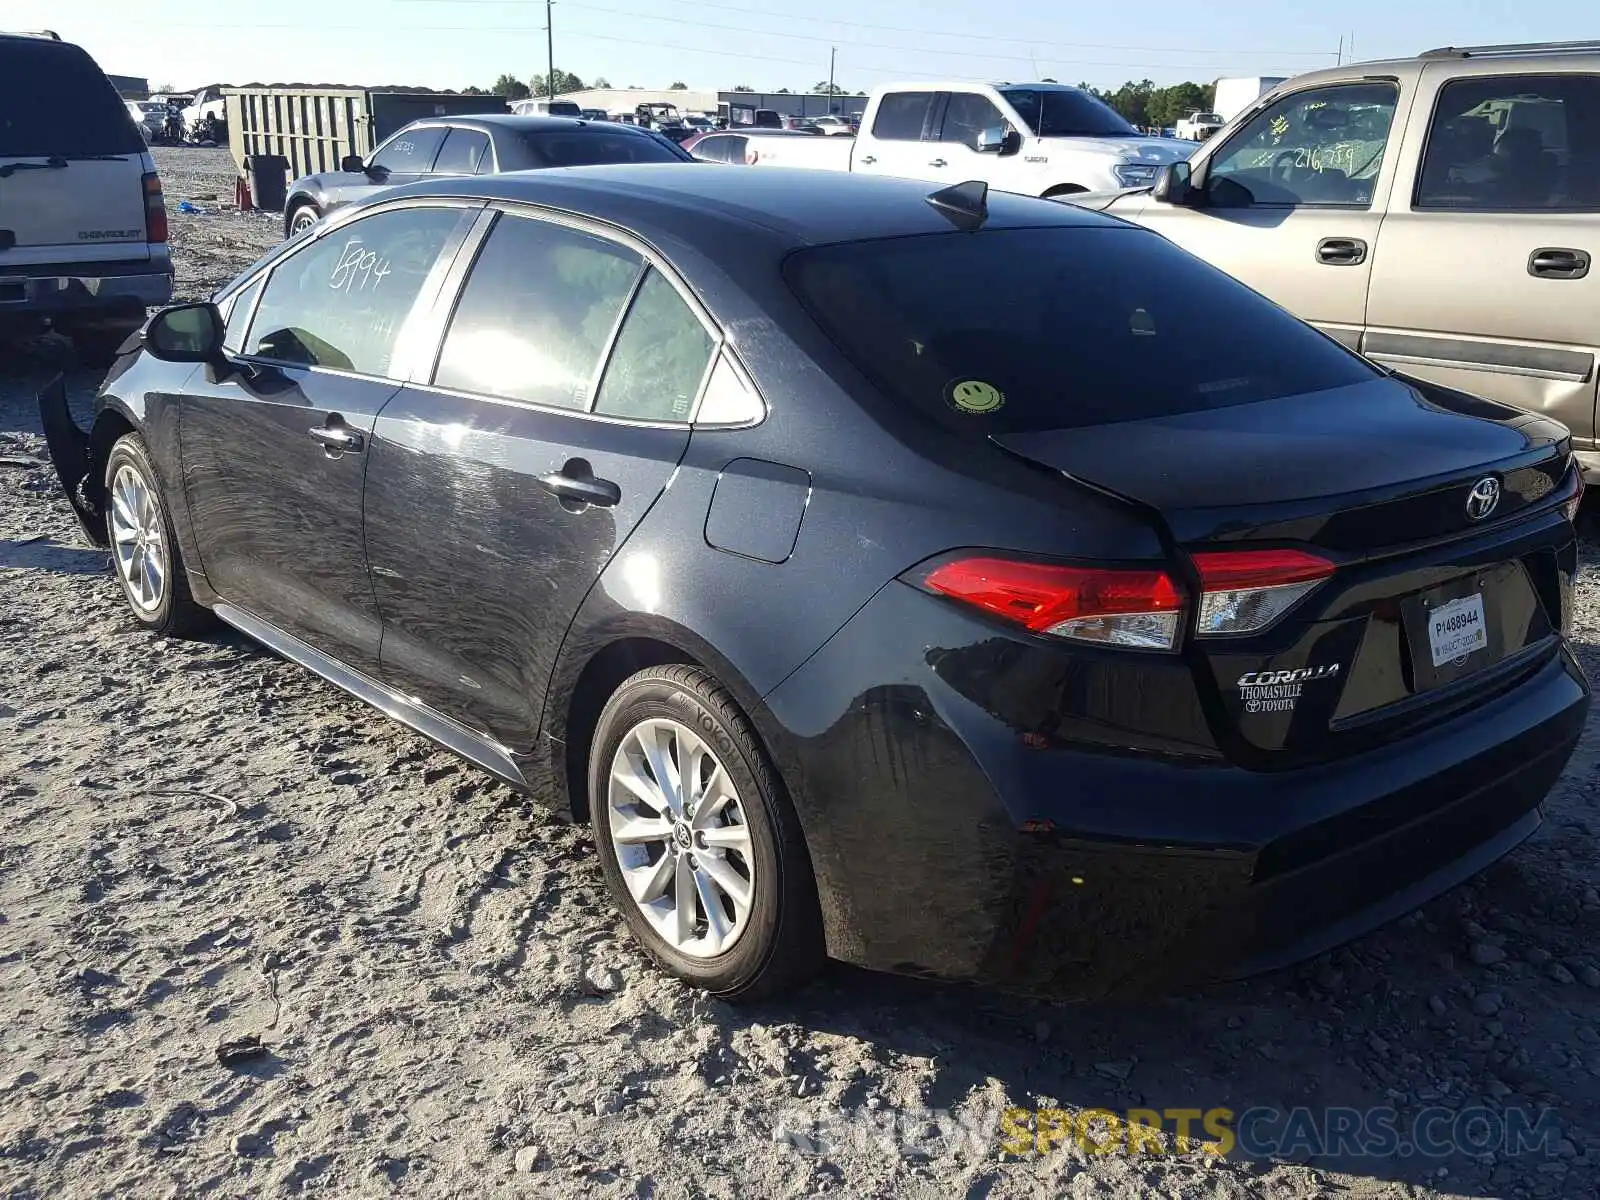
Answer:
[743,81,1191,198]
[1174,110,1225,141]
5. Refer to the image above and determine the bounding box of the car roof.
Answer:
[410,114,659,135]
[379,163,1120,250]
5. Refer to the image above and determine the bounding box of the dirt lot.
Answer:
[2,147,1599,1200]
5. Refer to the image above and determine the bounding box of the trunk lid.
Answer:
[0,157,151,261]
[992,375,1576,767]
[990,377,1567,549]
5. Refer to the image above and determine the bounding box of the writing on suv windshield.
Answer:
[999,88,1136,138]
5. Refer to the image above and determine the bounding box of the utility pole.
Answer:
[547,0,556,100]
[1336,34,1344,66]
[827,47,835,113]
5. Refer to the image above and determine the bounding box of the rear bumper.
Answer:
[764,580,1589,998]
[0,252,172,321]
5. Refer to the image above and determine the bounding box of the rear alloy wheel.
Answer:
[104,434,212,637]
[287,203,320,238]
[589,665,824,1000]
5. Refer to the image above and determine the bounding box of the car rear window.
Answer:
[0,39,146,157]
[785,226,1377,433]
[518,129,690,166]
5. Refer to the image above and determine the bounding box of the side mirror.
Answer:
[975,125,1022,156]
[144,302,225,364]
[1152,160,1197,205]
[340,154,366,173]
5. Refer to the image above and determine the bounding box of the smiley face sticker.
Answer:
[946,378,1005,415]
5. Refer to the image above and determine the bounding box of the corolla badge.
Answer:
[1466,476,1501,521]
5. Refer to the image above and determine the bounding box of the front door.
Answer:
[1133,79,1405,351]
[363,209,716,752]
[1364,65,1600,451]
[326,124,448,210]
[178,202,476,675]
[928,91,1014,189]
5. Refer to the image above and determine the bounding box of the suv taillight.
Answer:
[143,172,167,244]
[920,556,1186,651]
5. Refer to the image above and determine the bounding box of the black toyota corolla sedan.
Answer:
[41,167,1588,1002]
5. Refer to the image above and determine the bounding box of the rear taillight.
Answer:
[143,171,167,244]
[1190,549,1335,636]
[921,556,1185,651]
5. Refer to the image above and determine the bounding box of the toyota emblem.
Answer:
[1466,476,1501,521]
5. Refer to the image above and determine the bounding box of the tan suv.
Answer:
[1086,40,1600,477]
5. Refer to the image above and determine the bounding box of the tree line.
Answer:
[1070,79,1218,128]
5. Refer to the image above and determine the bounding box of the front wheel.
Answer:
[589,665,824,1001]
[104,434,213,637]
[286,202,320,239]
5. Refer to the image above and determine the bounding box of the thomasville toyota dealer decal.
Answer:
[1236,664,1341,714]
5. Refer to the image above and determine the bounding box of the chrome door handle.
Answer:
[537,458,620,509]
[308,423,363,456]
[859,155,876,164]
[929,158,948,168]
[1315,237,1367,266]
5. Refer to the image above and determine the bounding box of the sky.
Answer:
[8,0,1590,96]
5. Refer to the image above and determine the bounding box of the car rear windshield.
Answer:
[999,88,1135,138]
[0,40,146,157]
[785,226,1378,433]
[517,128,690,166]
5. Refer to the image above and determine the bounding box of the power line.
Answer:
[135,20,1310,77]
[552,0,1311,69]
[389,0,1336,60]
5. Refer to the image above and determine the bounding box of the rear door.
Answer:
[363,208,716,753]
[1133,77,1409,350]
[178,201,478,676]
[854,91,939,181]
[0,38,150,266]
[1364,64,1600,452]
[430,126,492,177]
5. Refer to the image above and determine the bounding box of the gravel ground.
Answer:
[3,147,1600,1200]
